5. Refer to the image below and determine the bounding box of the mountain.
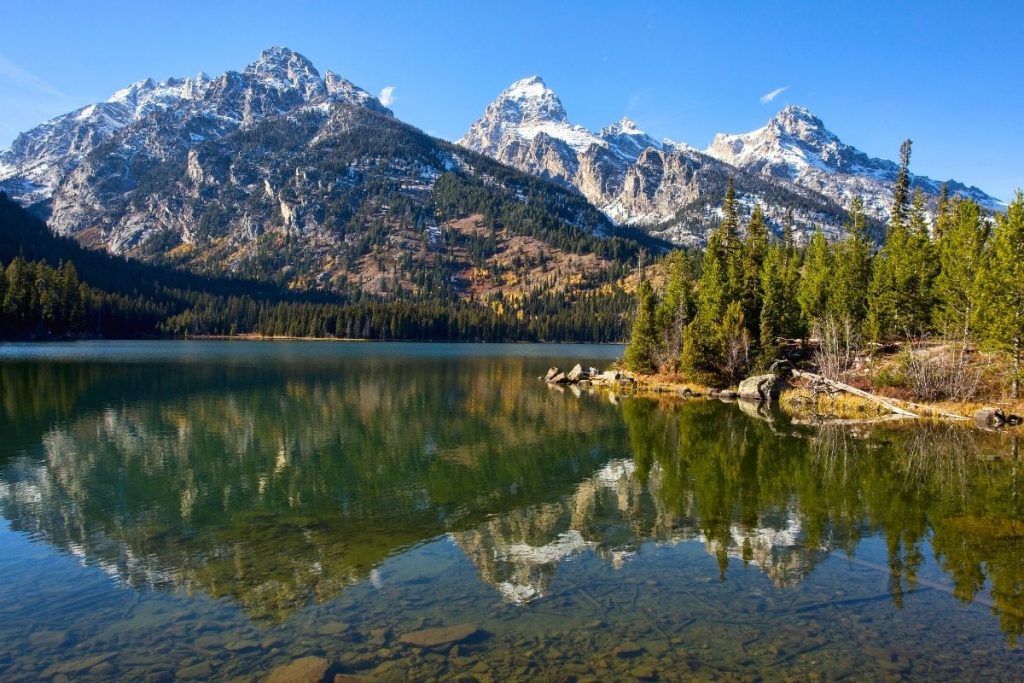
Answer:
[459,78,855,245]
[705,105,1004,219]
[460,81,1002,245]
[0,47,389,208]
[1,49,663,310]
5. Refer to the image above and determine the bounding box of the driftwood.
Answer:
[790,369,969,421]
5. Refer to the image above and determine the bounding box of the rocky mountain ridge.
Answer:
[705,104,1002,219]
[459,78,1002,245]
[1,48,662,304]
[0,46,389,207]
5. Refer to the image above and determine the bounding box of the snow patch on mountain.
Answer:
[0,47,389,205]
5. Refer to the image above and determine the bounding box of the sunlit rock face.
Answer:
[462,87,1003,246]
[705,105,1003,220]
[458,80,853,245]
[0,47,389,207]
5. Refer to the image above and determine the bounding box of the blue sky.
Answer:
[2,0,1021,199]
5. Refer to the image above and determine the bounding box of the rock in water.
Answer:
[176,662,214,680]
[398,624,480,648]
[737,374,786,401]
[974,407,1006,428]
[267,656,336,683]
[566,364,585,381]
[545,367,560,381]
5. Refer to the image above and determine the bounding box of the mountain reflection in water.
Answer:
[0,343,1022,680]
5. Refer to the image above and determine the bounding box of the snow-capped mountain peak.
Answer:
[0,47,393,205]
[457,75,601,157]
[496,75,569,124]
[243,46,324,99]
[600,115,643,137]
[705,104,1003,219]
[600,116,661,159]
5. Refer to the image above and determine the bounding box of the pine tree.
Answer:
[739,205,768,343]
[760,239,802,357]
[797,229,832,328]
[933,197,988,336]
[905,188,938,330]
[719,301,751,384]
[973,191,1024,398]
[682,231,729,381]
[720,177,745,301]
[829,196,873,326]
[653,250,696,372]
[782,207,795,253]
[624,279,659,373]
[891,139,913,231]
[934,182,954,239]
[867,143,934,339]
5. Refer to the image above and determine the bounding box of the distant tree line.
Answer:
[625,140,1024,397]
[0,193,632,343]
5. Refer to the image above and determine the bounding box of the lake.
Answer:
[0,341,1022,681]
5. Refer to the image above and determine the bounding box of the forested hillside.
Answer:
[0,193,634,341]
[624,141,1024,399]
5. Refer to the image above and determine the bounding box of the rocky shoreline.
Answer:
[543,363,1023,430]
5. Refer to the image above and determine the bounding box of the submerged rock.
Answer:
[176,661,214,680]
[614,642,645,658]
[267,656,336,683]
[398,623,481,648]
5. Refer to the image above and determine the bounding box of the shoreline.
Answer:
[582,370,1024,429]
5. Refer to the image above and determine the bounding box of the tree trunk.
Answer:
[790,369,970,421]
[1014,335,1021,400]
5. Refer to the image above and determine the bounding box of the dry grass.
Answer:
[626,372,713,397]
[780,388,890,420]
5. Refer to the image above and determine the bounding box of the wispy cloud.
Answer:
[759,86,789,104]
[378,85,395,107]
[0,54,67,98]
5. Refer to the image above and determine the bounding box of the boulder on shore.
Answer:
[566,364,587,382]
[737,374,787,402]
[974,407,1006,428]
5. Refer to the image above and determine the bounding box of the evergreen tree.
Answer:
[906,188,938,327]
[797,229,832,328]
[624,279,659,373]
[973,191,1024,398]
[829,196,873,326]
[682,231,729,381]
[782,207,796,253]
[720,177,745,301]
[719,301,751,384]
[891,139,913,231]
[934,182,954,239]
[759,239,802,358]
[739,205,769,342]
[867,146,934,338]
[933,197,988,336]
[653,250,696,372]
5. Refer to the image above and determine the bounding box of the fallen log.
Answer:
[790,369,920,418]
[790,369,972,421]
